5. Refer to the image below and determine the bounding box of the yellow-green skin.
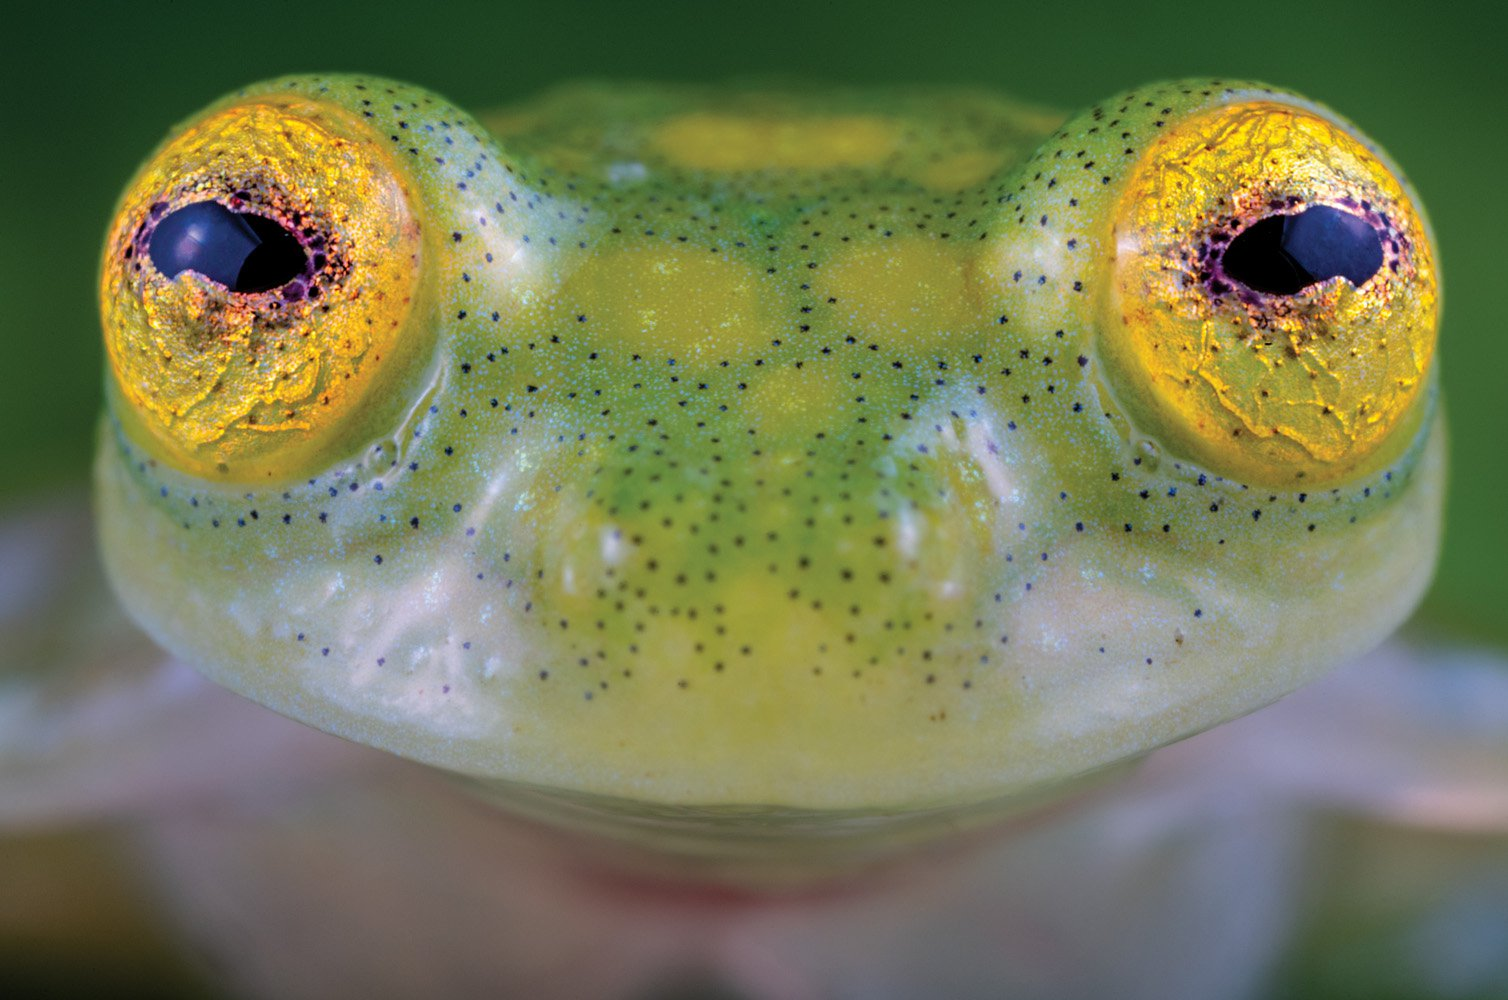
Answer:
[96,77,1443,842]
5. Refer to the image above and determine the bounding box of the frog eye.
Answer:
[1100,100,1439,487]
[100,95,425,481]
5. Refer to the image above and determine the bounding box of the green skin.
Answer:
[96,77,1443,846]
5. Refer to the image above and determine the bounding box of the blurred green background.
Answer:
[1,5,1505,996]
[2,0,1502,645]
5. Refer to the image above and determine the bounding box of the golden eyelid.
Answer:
[1102,102,1439,487]
[100,98,423,481]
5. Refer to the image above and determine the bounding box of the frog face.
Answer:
[95,76,1442,844]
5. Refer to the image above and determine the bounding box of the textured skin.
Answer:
[95,77,1443,843]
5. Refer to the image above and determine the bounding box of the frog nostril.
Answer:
[148,200,308,293]
[1219,204,1384,296]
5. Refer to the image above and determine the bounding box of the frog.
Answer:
[88,73,1443,867]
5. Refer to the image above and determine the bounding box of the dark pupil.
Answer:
[1221,205,1384,295]
[148,200,307,293]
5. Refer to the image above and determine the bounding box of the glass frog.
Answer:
[6,75,1507,998]
[92,74,1444,848]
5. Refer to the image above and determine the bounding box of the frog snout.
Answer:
[494,424,1031,683]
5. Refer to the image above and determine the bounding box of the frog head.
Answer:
[94,76,1442,856]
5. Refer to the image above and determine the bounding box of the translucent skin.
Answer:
[95,77,1443,841]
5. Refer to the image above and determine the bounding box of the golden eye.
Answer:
[1100,100,1439,487]
[100,95,424,481]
